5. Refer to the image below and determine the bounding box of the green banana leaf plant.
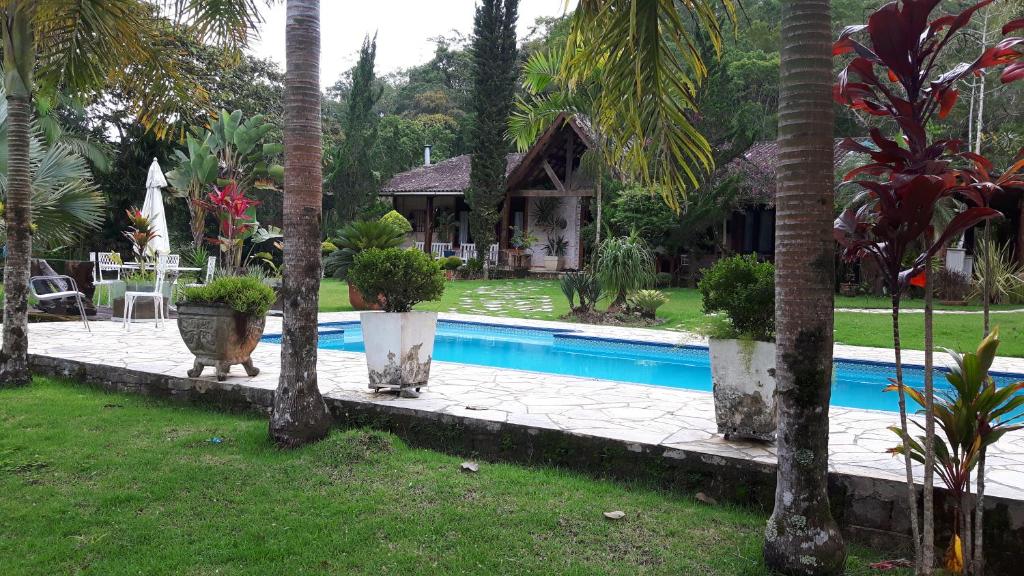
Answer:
[887,328,1024,573]
[167,109,283,248]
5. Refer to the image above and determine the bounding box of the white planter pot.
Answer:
[945,247,967,274]
[709,338,777,441]
[543,255,561,271]
[360,311,437,396]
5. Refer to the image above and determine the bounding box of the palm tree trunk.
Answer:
[0,94,33,387]
[892,293,923,571]
[0,7,34,388]
[763,0,846,572]
[269,0,332,447]
[595,176,602,249]
[922,263,936,574]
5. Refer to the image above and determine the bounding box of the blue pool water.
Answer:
[263,320,1023,413]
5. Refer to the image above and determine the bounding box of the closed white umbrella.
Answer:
[142,157,170,256]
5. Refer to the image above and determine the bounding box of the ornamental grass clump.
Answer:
[698,254,774,342]
[348,248,445,313]
[181,275,276,316]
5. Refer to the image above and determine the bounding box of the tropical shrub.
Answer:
[199,181,260,269]
[379,210,412,235]
[182,245,210,271]
[348,248,445,313]
[559,270,603,314]
[464,257,485,275]
[123,208,157,263]
[887,329,1024,572]
[441,256,463,271]
[181,275,277,316]
[323,220,405,279]
[321,241,338,255]
[698,254,774,342]
[655,272,673,288]
[596,232,655,309]
[627,289,668,319]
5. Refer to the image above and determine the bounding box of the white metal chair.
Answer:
[431,242,452,259]
[29,275,90,332]
[186,256,216,288]
[123,256,169,331]
[89,252,122,306]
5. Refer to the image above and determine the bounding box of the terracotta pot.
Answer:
[348,282,381,311]
[177,302,265,381]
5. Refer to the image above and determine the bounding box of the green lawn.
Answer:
[321,279,1024,357]
[0,379,904,575]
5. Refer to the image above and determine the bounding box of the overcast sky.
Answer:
[248,1,576,88]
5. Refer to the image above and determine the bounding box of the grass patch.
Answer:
[0,379,906,575]
[319,279,1024,357]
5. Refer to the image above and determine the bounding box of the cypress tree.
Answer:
[329,33,381,224]
[466,0,518,274]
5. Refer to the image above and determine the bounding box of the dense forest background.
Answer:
[52,0,1024,260]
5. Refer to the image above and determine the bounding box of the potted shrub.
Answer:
[508,226,538,277]
[323,219,404,310]
[698,254,776,441]
[348,248,445,398]
[177,275,276,381]
[533,197,568,271]
[543,235,569,271]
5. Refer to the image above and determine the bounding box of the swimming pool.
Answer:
[262,319,1024,413]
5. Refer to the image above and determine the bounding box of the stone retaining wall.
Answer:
[30,353,1024,572]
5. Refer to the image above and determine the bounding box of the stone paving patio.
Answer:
[26,312,1024,500]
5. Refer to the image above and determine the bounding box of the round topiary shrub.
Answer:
[379,210,413,235]
[698,254,774,342]
[348,248,445,313]
[441,255,463,271]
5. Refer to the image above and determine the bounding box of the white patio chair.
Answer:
[487,243,500,265]
[186,256,217,288]
[460,243,477,261]
[123,256,169,331]
[431,243,452,259]
[89,252,121,306]
[29,275,90,332]
[414,241,424,251]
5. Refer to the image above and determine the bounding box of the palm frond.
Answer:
[565,0,737,210]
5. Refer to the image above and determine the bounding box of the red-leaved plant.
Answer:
[832,2,1024,574]
[199,181,260,269]
[123,207,158,264]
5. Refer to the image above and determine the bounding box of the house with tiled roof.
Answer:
[380,114,595,270]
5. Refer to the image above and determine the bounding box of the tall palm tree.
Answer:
[762,0,846,573]
[268,0,332,447]
[0,0,265,387]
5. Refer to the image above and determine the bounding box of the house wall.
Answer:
[526,196,581,270]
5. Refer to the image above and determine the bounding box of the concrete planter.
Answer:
[177,302,265,381]
[360,311,437,397]
[709,338,777,441]
[542,255,563,271]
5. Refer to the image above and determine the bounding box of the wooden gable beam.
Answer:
[541,159,566,193]
[565,130,574,190]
